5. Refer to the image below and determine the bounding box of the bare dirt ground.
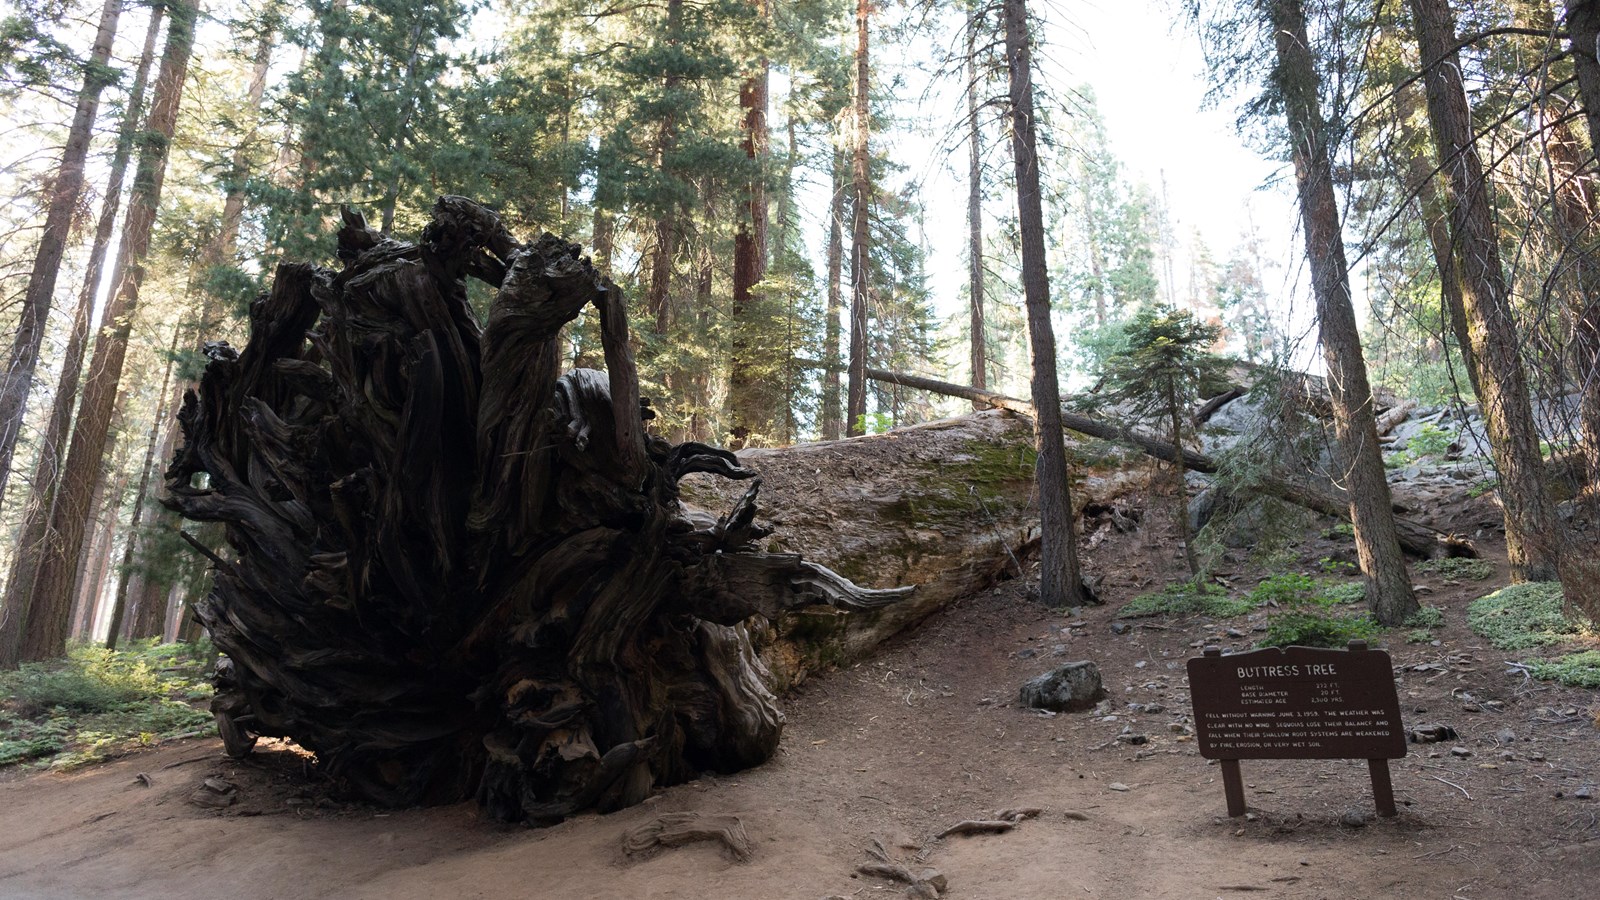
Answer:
[2,508,1598,899]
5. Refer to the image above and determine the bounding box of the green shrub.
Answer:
[1405,629,1434,644]
[1466,583,1592,651]
[1258,610,1379,648]
[1404,606,1445,629]
[1387,424,1455,467]
[1526,651,1600,688]
[2,647,165,716]
[0,643,216,770]
[1415,557,1495,581]
[1122,581,1255,619]
[1245,573,1362,608]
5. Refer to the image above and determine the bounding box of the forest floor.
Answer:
[1,497,1598,899]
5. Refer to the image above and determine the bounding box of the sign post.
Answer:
[1187,640,1406,817]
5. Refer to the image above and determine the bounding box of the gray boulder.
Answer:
[1020,660,1107,712]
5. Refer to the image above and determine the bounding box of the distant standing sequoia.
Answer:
[163,197,909,822]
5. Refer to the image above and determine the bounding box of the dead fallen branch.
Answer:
[622,813,754,862]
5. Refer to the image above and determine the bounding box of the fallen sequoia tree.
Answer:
[162,197,911,823]
[799,362,1475,560]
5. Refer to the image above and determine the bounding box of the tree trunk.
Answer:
[1404,139,1481,395]
[2,0,198,667]
[0,1,165,658]
[1412,0,1561,583]
[966,15,987,402]
[822,151,846,441]
[1540,109,1600,510]
[1003,0,1086,606]
[728,13,769,448]
[645,0,684,338]
[106,324,182,650]
[67,476,112,642]
[163,197,910,822]
[0,0,123,505]
[846,0,872,437]
[1271,0,1417,624]
[1168,386,1199,577]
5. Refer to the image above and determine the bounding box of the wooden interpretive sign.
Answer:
[1187,640,1406,818]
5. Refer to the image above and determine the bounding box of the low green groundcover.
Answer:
[1467,583,1592,651]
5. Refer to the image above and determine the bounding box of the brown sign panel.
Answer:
[1187,644,1406,761]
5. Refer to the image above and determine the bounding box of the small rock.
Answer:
[1111,622,1131,635]
[1051,644,1068,656]
[1450,746,1472,758]
[1497,729,1516,744]
[1168,722,1190,734]
[1134,660,1147,669]
[1407,724,1458,743]
[1499,750,1515,760]
[1108,782,1130,792]
[1340,809,1369,828]
[1576,786,1595,800]
[1020,661,1108,713]
[1144,703,1166,714]
[1244,812,1258,822]
[1016,648,1037,659]
[1482,700,1505,711]
[1116,733,1149,746]
[1226,627,1246,638]
[1530,751,1547,761]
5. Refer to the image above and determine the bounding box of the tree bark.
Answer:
[163,197,910,823]
[0,0,124,505]
[1271,0,1417,624]
[822,150,846,440]
[1,0,198,667]
[1413,0,1561,583]
[106,323,182,649]
[966,14,987,402]
[0,1,165,657]
[1003,0,1085,606]
[846,0,872,437]
[728,7,769,448]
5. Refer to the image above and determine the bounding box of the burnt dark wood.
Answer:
[162,197,911,824]
[1189,642,1405,817]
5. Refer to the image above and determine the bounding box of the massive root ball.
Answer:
[164,197,909,823]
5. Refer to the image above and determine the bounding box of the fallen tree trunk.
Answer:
[163,198,911,824]
[802,362,1473,560]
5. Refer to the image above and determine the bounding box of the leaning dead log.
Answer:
[163,198,910,824]
[804,363,1473,560]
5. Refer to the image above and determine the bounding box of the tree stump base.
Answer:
[163,197,910,823]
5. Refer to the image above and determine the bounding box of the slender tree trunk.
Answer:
[1402,134,1481,395]
[67,477,111,642]
[645,0,685,338]
[1412,0,1561,583]
[1541,108,1600,506]
[75,473,126,643]
[846,0,872,437]
[127,419,183,641]
[822,151,846,440]
[1003,0,1085,606]
[0,0,124,505]
[728,4,770,448]
[965,19,988,403]
[1169,387,1199,577]
[2,0,198,666]
[1272,0,1416,624]
[106,323,181,649]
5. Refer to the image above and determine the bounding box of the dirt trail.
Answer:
[3,568,1598,899]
